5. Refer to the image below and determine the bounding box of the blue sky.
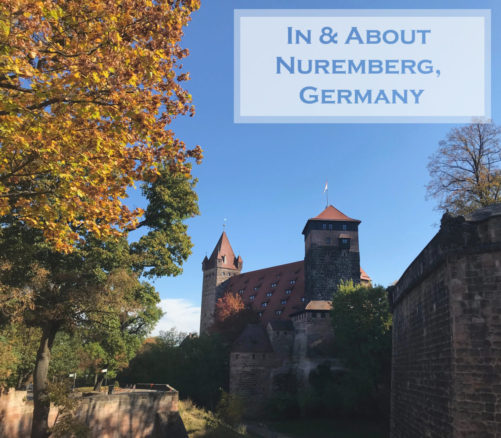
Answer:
[130,0,501,334]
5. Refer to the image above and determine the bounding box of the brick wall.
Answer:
[389,206,501,438]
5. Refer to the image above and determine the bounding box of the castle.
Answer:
[200,205,371,409]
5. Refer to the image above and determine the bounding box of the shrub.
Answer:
[216,391,244,426]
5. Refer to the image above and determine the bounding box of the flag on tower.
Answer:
[324,181,328,193]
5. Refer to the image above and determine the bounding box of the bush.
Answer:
[216,391,244,426]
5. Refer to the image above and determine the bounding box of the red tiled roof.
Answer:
[310,205,361,223]
[222,261,371,326]
[305,300,332,311]
[203,231,241,270]
[360,267,371,282]
[223,261,305,326]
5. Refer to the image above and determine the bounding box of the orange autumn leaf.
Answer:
[0,0,202,252]
[215,292,245,323]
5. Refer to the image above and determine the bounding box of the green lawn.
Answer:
[267,418,389,438]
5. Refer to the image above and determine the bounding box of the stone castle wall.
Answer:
[229,352,281,416]
[292,311,339,385]
[389,206,501,438]
[305,246,360,301]
[0,387,186,438]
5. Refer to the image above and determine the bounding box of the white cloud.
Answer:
[152,298,201,336]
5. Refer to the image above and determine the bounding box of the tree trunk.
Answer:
[93,372,104,392]
[31,324,58,438]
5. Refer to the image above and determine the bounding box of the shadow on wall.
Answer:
[0,386,188,438]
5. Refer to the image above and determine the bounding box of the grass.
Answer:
[267,417,389,438]
[178,399,255,438]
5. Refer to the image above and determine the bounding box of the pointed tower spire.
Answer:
[202,231,242,270]
[200,231,243,334]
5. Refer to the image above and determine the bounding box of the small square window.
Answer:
[342,224,347,231]
[290,280,296,285]
[254,286,259,291]
[239,289,244,294]
[322,223,327,230]
[275,310,282,315]
[261,302,268,307]
[250,295,255,301]
[329,224,333,230]
[281,299,287,305]
[285,289,292,295]
[258,312,263,317]
[271,283,277,288]
[266,291,273,297]
[301,297,306,302]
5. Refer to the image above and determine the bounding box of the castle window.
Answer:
[250,295,255,301]
[258,312,263,317]
[290,280,296,285]
[271,283,277,288]
[285,289,292,295]
[322,223,327,230]
[281,299,287,305]
[261,302,268,307]
[275,310,282,315]
[342,224,347,231]
[329,224,333,230]
[254,286,259,291]
[266,292,273,297]
[301,297,306,302]
[339,238,350,250]
[239,289,244,294]
[222,255,226,263]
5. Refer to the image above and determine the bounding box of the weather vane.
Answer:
[223,217,227,230]
[323,181,329,207]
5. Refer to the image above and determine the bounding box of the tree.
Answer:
[120,331,229,410]
[330,282,392,417]
[212,292,258,345]
[427,123,501,215]
[0,323,40,389]
[0,168,199,438]
[0,0,201,252]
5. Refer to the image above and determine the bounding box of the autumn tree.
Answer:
[0,167,199,438]
[212,292,258,345]
[427,123,501,215]
[0,0,201,252]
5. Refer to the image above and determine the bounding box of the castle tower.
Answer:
[200,231,243,334]
[302,205,361,302]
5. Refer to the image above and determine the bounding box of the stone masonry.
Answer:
[389,205,501,438]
